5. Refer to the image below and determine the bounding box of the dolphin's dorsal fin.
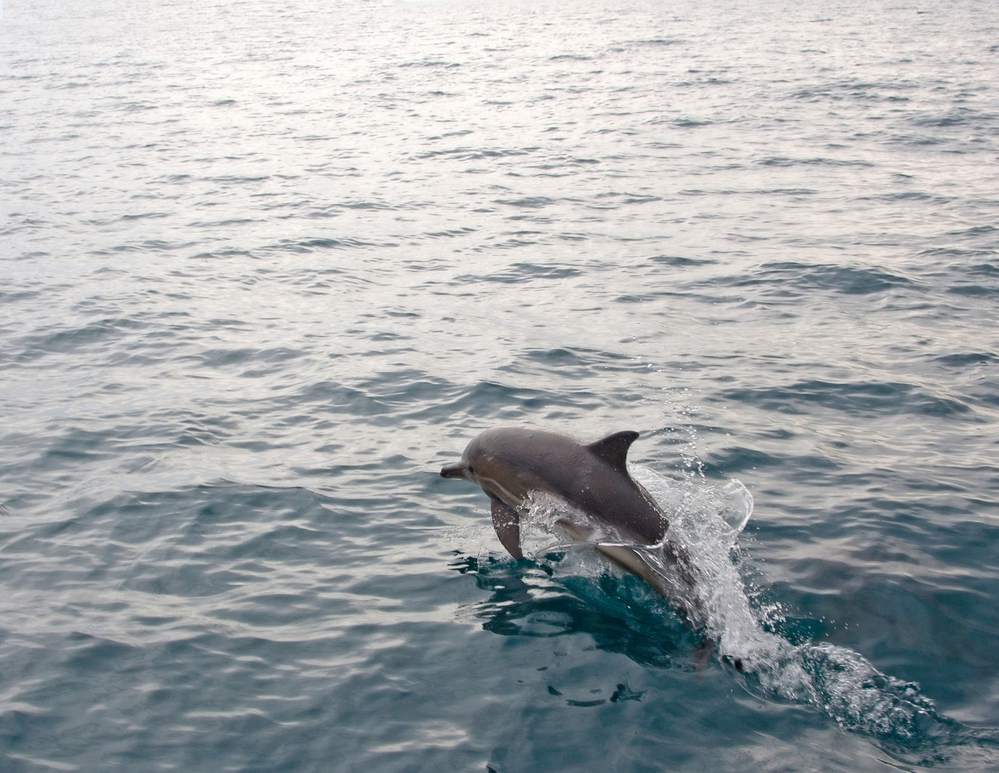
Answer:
[586,430,639,474]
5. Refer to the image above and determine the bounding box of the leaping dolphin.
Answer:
[441,427,704,628]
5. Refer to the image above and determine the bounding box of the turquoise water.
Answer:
[2,0,999,769]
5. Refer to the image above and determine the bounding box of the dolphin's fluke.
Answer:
[490,497,523,560]
[585,430,639,475]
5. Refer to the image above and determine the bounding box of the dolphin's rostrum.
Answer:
[441,427,704,628]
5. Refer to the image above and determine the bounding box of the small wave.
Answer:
[414,146,536,161]
[721,261,918,296]
[756,156,875,168]
[456,262,582,284]
[494,196,558,209]
[398,60,461,69]
[719,379,973,419]
[631,38,684,47]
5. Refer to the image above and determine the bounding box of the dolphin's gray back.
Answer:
[477,428,667,545]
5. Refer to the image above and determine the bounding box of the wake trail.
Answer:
[534,467,999,766]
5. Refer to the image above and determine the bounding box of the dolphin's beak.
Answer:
[440,462,468,479]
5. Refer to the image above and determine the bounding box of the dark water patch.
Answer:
[17,414,237,480]
[614,289,746,306]
[188,217,258,228]
[948,285,999,298]
[912,110,974,128]
[889,132,947,147]
[305,207,342,219]
[191,347,304,372]
[348,370,459,417]
[426,227,477,238]
[199,317,251,330]
[564,696,607,707]
[592,190,658,205]
[495,196,557,209]
[719,380,973,418]
[119,211,170,221]
[0,619,473,771]
[415,146,538,162]
[969,263,999,276]
[457,262,583,284]
[724,262,918,296]
[202,175,271,185]
[451,554,688,669]
[189,247,255,260]
[399,60,461,68]
[283,380,391,417]
[751,188,818,197]
[266,236,378,253]
[0,290,42,304]
[120,100,158,112]
[756,156,875,168]
[30,427,122,472]
[367,331,411,342]
[497,347,613,382]
[166,411,241,448]
[487,235,545,249]
[648,255,718,268]
[702,446,783,474]
[947,225,998,240]
[857,190,945,203]
[439,380,598,421]
[705,447,840,478]
[92,239,196,255]
[630,38,684,47]
[671,118,713,128]
[12,318,148,363]
[788,79,920,103]
[63,631,139,670]
[970,387,999,409]
[919,248,999,263]
[615,293,658,303]
[71,484,354,567]
[569,157,600,166]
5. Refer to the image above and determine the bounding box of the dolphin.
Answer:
[441,427,704,628]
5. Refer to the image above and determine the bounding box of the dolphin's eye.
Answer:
[468,465,475,475]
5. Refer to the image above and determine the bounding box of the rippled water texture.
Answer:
[2,0,999,770]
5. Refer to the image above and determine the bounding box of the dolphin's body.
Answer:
[441,427,703,628]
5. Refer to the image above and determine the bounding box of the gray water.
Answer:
[3,0,999,770]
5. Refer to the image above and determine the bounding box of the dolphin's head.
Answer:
[440,429,536,506]
[440,432,491,486]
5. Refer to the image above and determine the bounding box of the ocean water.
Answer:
[2,0,999,769]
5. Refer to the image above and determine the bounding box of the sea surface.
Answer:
[2,0,999,770]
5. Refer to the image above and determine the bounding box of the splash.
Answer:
[517,467,998,764]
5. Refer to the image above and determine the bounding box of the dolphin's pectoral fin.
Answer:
[586,430,639,475]
[490,497,523,560]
